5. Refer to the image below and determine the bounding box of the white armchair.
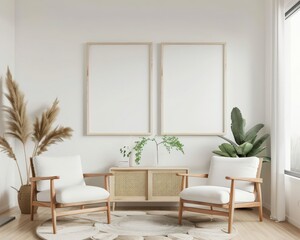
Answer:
[30,155,112,234]
[178,156,263,233]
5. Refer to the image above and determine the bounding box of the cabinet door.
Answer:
[148,169,187,201]
[111,170,147,201]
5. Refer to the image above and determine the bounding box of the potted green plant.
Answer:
[120,136,184,165]
[213,107,270,162]
[0,68,73,214]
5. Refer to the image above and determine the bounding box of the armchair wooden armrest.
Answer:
[176,173,208,178]
[30,176,60,182]
[30,176,60,204]
[177,173,208,191]
[83,173,113,178]
[225,176,263,183]
[83,173,113,191]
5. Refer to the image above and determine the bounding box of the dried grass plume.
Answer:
[0,68,73,186]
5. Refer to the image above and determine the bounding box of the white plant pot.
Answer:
[129,151,136,167]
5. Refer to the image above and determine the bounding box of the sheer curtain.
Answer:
[267,0,287,222]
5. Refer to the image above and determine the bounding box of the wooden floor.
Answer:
[0,207,300,240]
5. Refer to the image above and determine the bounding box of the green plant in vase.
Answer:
[121,136,184,165]
[213,107,270,162]
[120,146,131,158]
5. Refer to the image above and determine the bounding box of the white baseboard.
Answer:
[286,215,300,229]
[0,204,10,214]
[0,200,17,214]
[261,203,300,230]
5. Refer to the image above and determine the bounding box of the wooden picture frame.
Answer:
[86,42,152,136]
[160,42,226,136]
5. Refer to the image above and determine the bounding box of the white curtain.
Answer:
[268,0,287,222]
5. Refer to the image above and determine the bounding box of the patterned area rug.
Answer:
[36,211,238,240]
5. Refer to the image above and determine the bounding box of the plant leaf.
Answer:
[234,146,243,156]
[219,143,237,157]
[219,136,238,147]
[213,150,230,157]
[162,136,184,154]
[261,156,271,162]
[252,134,270,150]
[218,135,242,155]
[231,107,245,145]
[247,146,266,157]
[133,137,150,165]
[250,135,257,144]
[244,124,264,142]
[240,142,253,156]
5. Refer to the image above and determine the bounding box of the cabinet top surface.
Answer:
[110,166,189,170]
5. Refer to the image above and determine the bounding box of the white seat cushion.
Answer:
[180,186,255,204]
[37,185,110,204]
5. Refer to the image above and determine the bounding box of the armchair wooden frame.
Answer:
[177,159,263,233]
[30,158,112,234]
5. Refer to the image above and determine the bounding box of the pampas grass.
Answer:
[0,137,23,185]
[4,69,30,144]
[35,125,73,156]
[32,99,73,156]
[0,68,73,186]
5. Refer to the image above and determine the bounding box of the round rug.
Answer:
[95,215,193,236]
[36,217,99,240]
[36,211,238,240]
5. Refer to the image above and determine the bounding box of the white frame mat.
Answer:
[86,42,152,136]
[160,42,226,136]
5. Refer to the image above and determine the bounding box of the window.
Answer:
[286,3,300,175]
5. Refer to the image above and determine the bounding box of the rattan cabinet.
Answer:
[110,167,188,209]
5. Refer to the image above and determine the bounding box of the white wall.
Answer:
[0,0,16,213]
[13,0,268,205]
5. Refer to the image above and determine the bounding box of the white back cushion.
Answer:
[207,156,259,192]
[33,155,85,191]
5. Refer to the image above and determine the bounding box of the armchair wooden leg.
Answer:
[51,203,57,234]
[228,205,234,233]
[106,199,111,224]
[178,199,184,225]
[30,182,35,221]
[228,180,235,234]
[258,204,263,222]
[209,206,214,221]
[30,205,35,221]
[50,179,57,234]
[256,183,263,222]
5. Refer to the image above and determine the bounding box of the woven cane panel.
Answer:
[114,171,147,196]
[152,172,182,196]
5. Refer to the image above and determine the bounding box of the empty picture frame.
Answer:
[86,42,152,135]
[161,42,226,135]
